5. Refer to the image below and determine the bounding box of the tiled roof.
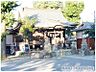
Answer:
[20,7,74,28]
[74,22,94,31]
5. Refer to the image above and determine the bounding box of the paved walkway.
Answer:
[1,55,95,71]
[64,55,95,60]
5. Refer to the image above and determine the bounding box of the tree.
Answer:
[1,1,19,27]
[1,1,19,59]
[1,13,15,27]
[19,17,37,42]
[1,1,19,40]
[33,1,62,9]
[1,1,19,13]
[62,1,84,23]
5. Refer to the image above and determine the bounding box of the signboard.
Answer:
[6,35,13,44]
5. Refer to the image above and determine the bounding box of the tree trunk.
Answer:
[1,38,6,60]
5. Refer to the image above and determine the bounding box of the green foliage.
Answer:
[1,13,15,27]
[33,1,63,9]
[62,1,84,23]
[19,52,25,56]
[19,17,37,41]
[19,17,37,33]
[1,1,19,13]
[1,1,19,27]
[1,1,19,41]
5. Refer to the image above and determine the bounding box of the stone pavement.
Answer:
[1,55,95,71]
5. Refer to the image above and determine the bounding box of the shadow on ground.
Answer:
[1,56,95,71]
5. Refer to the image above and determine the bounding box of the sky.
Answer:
[80,0,96,22]
[12,0,96,22]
